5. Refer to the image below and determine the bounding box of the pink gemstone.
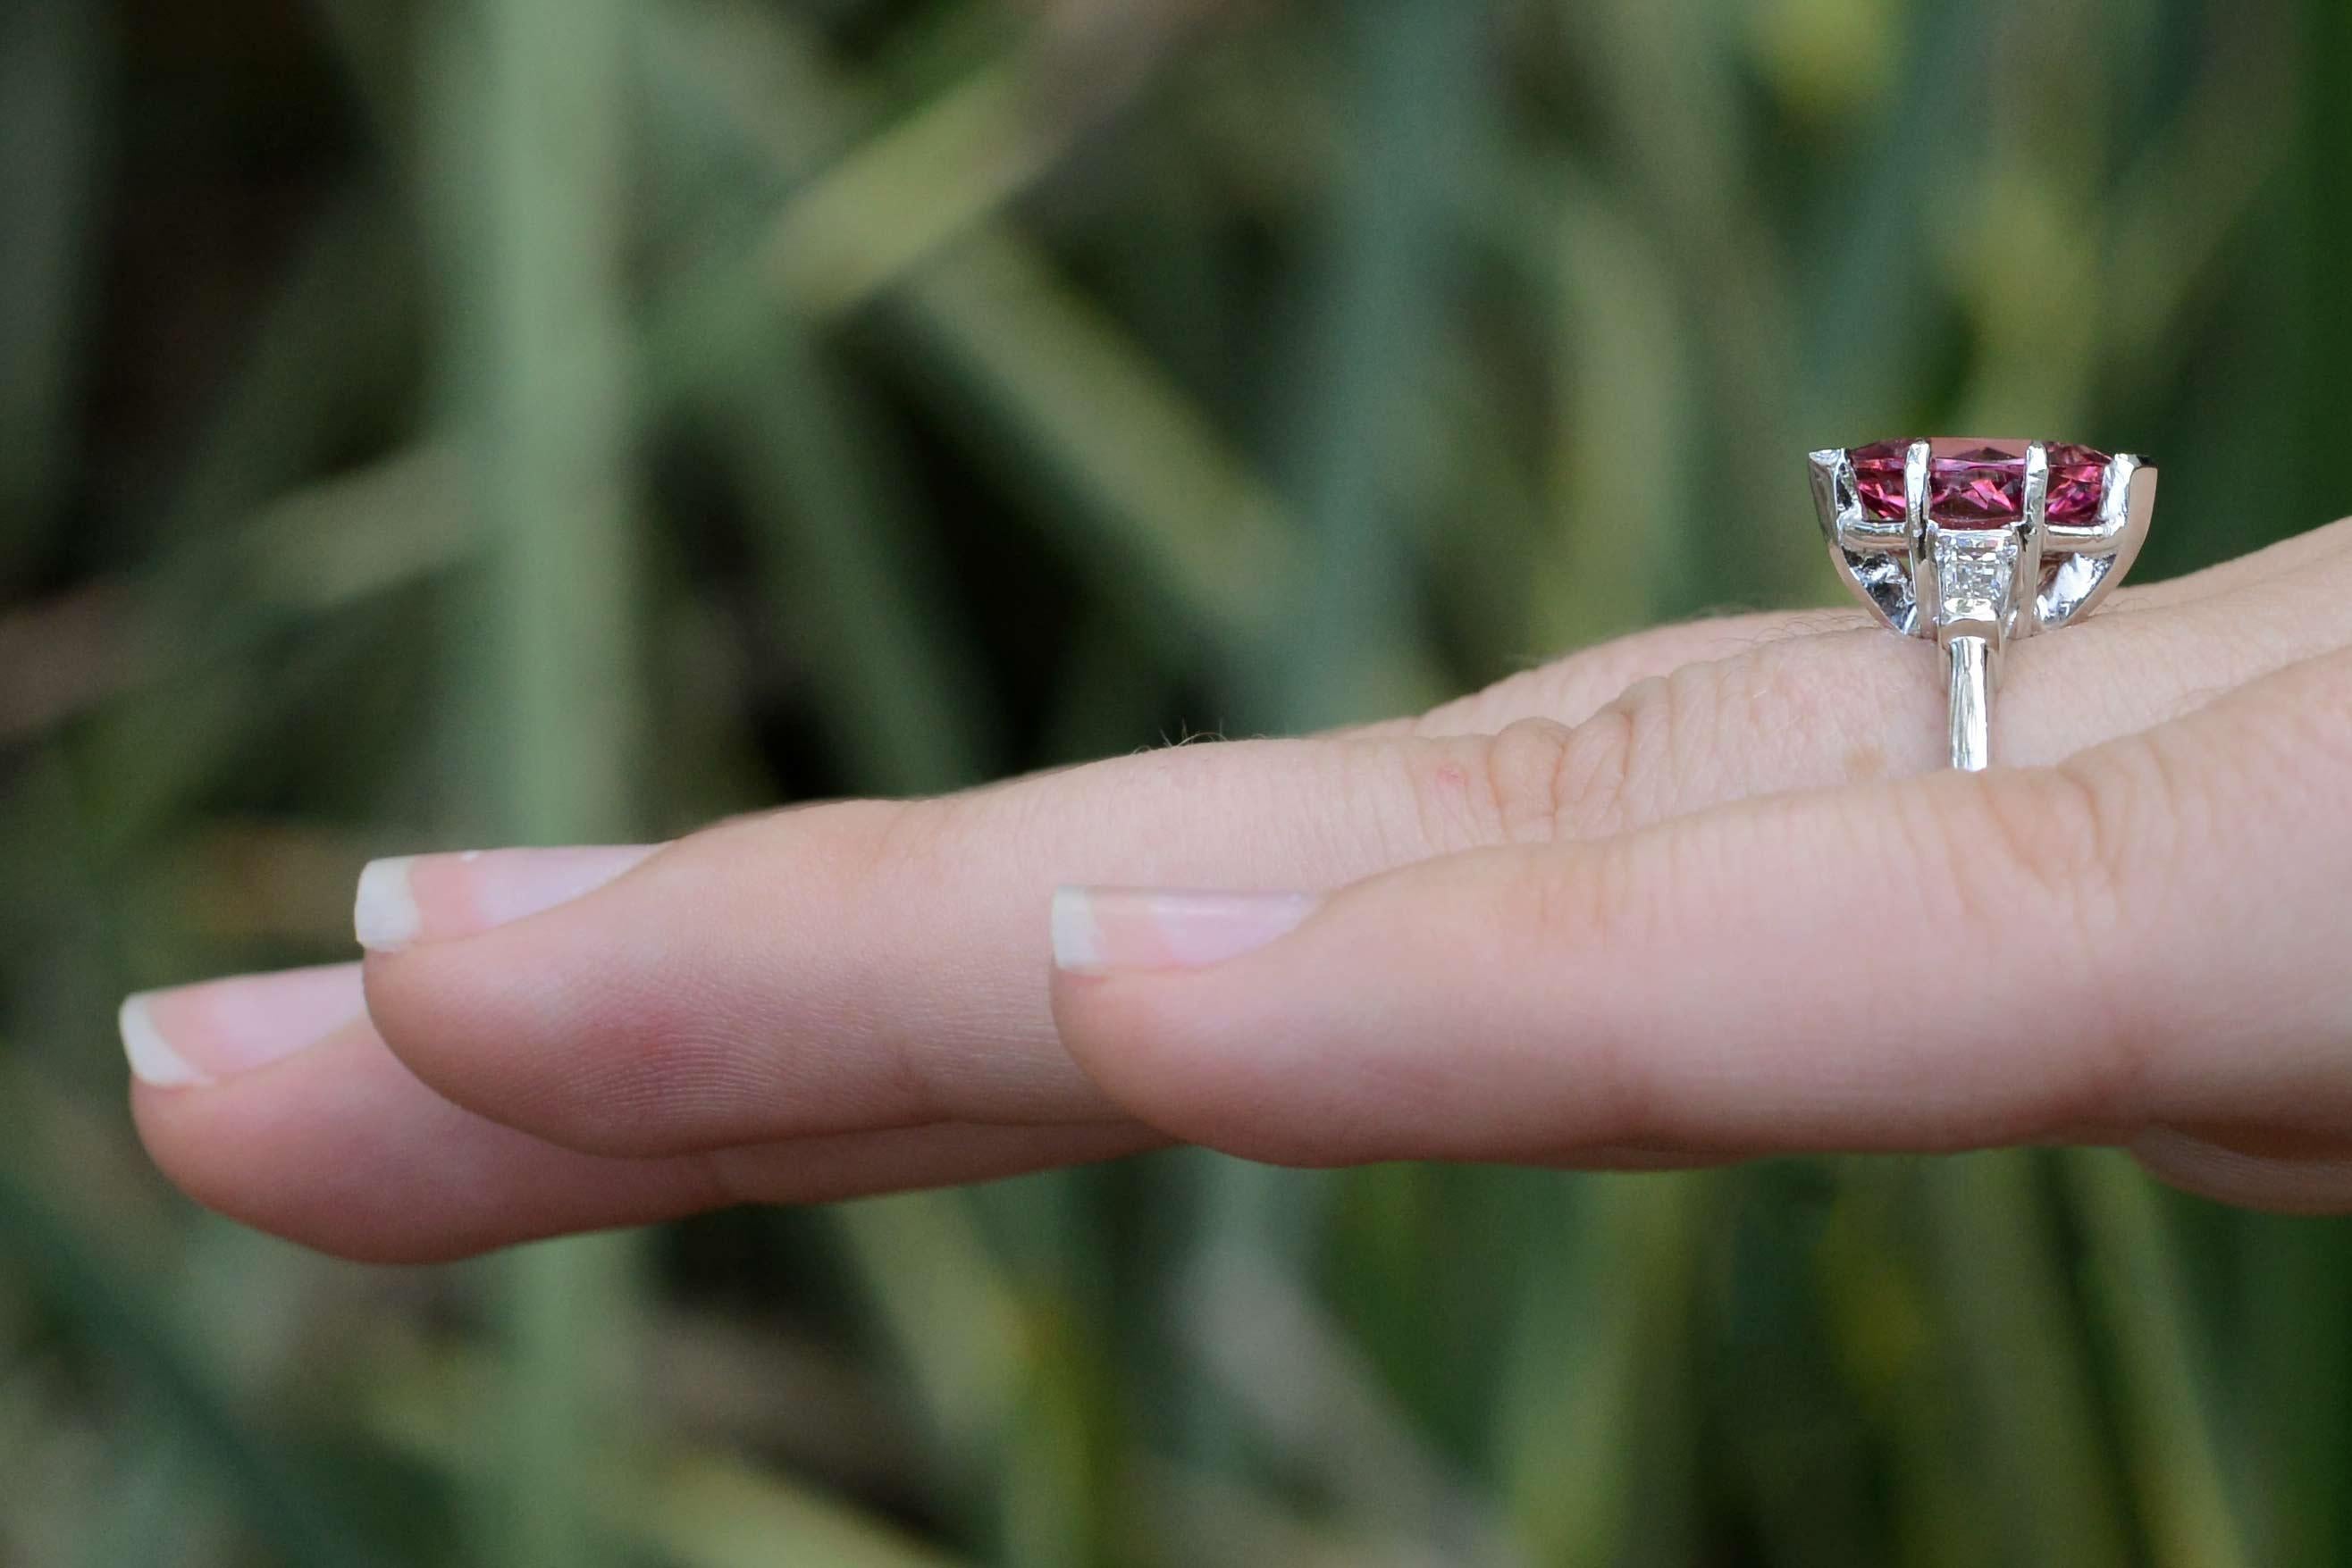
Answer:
[1851,440,1911,521]
[2045,442,2112,524]
[1844,438,2113,529]
[1930,443,2026,527]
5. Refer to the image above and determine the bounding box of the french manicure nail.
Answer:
[355,844,658,953]
[120,964,369,1089]
[1051,887,1318,976]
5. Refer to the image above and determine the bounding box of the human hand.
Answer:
[127,521,2352,1261]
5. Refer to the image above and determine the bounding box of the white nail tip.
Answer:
[119,995,212,1089]
[1050,887,1106,975]
[354,857,423,952]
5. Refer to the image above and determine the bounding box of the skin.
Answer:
[129,518,2352,1263]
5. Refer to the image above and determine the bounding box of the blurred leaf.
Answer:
[0,1108,383,1568]
[1258,0,1480,730]
[2065,1152,2255,1568]
[1492,1175,1711,1567]
[5,4,2350,1566]
[0,0,108,578]
[691,294,998,794]
[1922,1154,2131,1568]
[424,0,647,1564]
[362,1329,970,1568]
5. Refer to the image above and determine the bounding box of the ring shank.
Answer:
[1947,636,1992,772]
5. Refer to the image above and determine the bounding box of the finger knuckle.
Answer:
[1473,717,1578,844]
[1542,676,1675,837]
[1546,650,1819,836]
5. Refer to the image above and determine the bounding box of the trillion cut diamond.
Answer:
[1851,438,2112,529]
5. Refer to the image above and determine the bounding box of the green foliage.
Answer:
[3,0,2347,1563]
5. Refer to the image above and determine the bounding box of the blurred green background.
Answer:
[4,0,2349,1563]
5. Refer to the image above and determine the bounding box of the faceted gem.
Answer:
[2044,442,2112,524]
[1930,444,2026,526]
[1851,440,1911,522]
[1845,438,2113,529]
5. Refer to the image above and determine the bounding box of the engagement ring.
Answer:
[1809,439,2157,769]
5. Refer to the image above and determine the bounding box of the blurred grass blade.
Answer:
[1493,1175,1710,1567]
[2065,1153,2256,1568]
[149,188,418,556]
[761,58,1071,322]
[363,1330,970,1568]
[873,233,1301,662]
[695,323,997,793]
[0,1128,382,1568]
[0,0,108,581]
[829,1193,1028,1483]
[1261,0,1480,731]
[1173,0,1487,1499]
[1530,171,1701,649]
[425,0,647,1563]
[2242,1216,2351,1566]
[1923,1153,2130,1568]
[1179,1237,1518,1564]
[1569,0,1817,608]
[641,4,1303,672]
[1814,1162,1978,1568]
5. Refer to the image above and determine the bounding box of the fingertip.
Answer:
[130,1019,719,1264]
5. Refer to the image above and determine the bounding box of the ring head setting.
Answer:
[1808,438,2156,771]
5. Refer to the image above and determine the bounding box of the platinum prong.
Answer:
[1815,447,1905,552]
[2115,453,2157,568]
[1807,448,1849,546]
[2016,442,2050,637]
[1903,440,1931,547]
[2043,450,2146,557]
[1907,440,1936,630]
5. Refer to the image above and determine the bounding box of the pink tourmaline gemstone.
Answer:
[1932,443,2028,525]
[1849,438,2112,528]
[2044,442,2111,524]
[1850,440,1914,522]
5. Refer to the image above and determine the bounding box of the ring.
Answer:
[1808,439,2157,770]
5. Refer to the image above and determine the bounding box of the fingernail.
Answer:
[1051,887,1318,976]
[356,844,658,953]
[120,964,368,1089]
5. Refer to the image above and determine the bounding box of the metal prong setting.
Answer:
[2034,453,2156,632]
[1810,447,1920,634]
[1810,447,1904,551]
[2042,451,2144,556]
[2013,442,2049,639]
[1903,439,1931,542]
[1906,440,1937,630]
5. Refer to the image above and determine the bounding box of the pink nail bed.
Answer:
[355,844,658,952]
[1051,887,1318,976]
[120,963,368,1088]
